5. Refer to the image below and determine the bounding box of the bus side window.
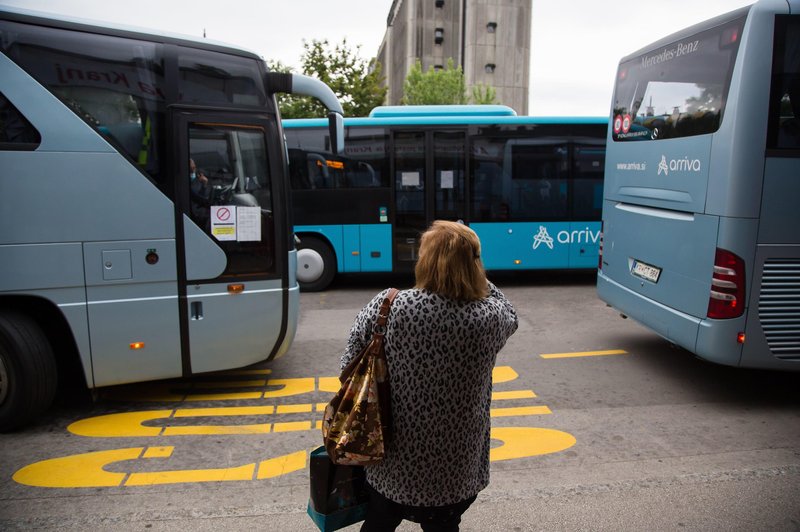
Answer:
[510,144,568,220]
[771,16,800,150]
[0,92,40,150]
[572,144,605,220]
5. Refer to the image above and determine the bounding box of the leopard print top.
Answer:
[340,282,518,506]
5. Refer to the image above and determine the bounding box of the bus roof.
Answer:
[283,112,607,128]
[369,105,518,118]
[619,4,752,64]
[0,4,263,60]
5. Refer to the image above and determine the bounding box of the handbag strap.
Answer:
[374,288,400,333]
[339,288,399,382]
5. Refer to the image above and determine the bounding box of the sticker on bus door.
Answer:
[211,206,236,241]
[211,206,261,242]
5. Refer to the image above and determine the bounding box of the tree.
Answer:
[401,58,467,105]
[471,84,497,105]
[273,39,386,119]
[401,58,498,105]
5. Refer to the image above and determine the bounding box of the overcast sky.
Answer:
[1,0,755,116]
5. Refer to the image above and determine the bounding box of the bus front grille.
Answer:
[758,259,800,360]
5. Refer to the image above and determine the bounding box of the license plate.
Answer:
[631,259,661,283]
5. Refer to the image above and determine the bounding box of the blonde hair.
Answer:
[414,220,489,301]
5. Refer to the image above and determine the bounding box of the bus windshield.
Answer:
[612,13,747,142]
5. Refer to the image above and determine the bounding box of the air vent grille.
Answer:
[759,259,800,360]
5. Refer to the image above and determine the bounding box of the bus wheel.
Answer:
[0,312,57,432]
[296,236,337,292]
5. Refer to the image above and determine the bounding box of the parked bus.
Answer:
[0,6,345,430]
[284,106,607,290]
[597,0,800,370]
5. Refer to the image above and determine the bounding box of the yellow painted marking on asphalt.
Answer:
[162,424,271,436]
[195,380,268,389]
[318,367,520,393]
[492,366,518,384]
[13,431,578,488]
[13,448,142,487]
[256,450,307,479]
[14,446,312,487]
[173,406,275,417]
[490,427,576,461]
[216,369,272,376]
[102,376,315,402]
[16,424,579,488]
[276,404,313,414]
[18,362,587,488]
[69,405,318,437]
[182,376,314,400]
[68,398,554,439]
[273,421,312,432]
[184,392,263,401]
[126,463,256,486]
[491,406,552,417]
[142,446,173,458]
[68,411,172,438]
[540,349,628,359]
[263,378,316,398]
[318,377,341,393]
[491,390,537,400]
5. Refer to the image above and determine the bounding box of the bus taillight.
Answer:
[707,248,745,319]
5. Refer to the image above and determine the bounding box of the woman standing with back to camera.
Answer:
[341,220,519,531]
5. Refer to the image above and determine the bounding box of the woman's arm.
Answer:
[487,281,519,338]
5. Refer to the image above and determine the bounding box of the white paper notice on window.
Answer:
[236,206,261,242]
[211,205,236,241]
[441,170,454,189]
[402,171,420,187]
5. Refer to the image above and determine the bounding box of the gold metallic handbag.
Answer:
[322,288,399,465]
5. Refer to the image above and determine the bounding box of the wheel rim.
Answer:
[297,248,325,283]
[0,353,8,405]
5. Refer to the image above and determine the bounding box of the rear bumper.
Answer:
[597,270,745,367]
[598,270,701,349]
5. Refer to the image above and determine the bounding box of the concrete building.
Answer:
[376,0,531,115]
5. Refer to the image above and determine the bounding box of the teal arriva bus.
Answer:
[284,106,607,290]
[0,6,344,429]
[597,0,800,370]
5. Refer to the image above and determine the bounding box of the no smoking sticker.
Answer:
[211,206,236,241]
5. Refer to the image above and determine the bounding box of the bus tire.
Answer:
[296,236,337,292]
[0,311,58,432]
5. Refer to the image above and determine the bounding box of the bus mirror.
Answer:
[328,112,344,155]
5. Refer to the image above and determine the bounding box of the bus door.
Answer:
[173,110,285,375]
[392,130,466,267]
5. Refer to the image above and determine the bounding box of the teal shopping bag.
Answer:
[307,446,369,531]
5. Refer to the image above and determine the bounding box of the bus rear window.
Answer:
[611,14,747,142]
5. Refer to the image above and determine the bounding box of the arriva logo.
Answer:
[533,226,554,250]
[658,154,702,176]
[532,226,600,251]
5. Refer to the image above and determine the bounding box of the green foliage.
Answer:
[272,39,386,119]
[471,83,497,105]
[401,58,498,106]
[401,58,468,105]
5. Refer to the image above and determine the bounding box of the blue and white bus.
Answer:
[0,6,344,429]
[597,0,800,370]
[284,105,606,290]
